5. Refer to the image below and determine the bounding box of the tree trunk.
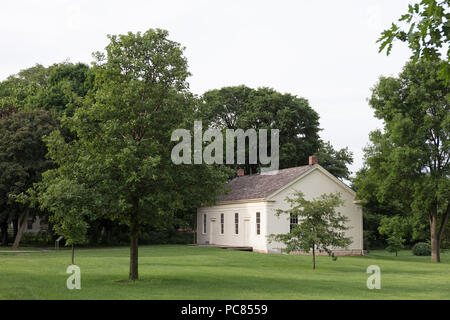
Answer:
[12,212,29,250]
[12,218,18,239]
[72,245,75,265]
[312,246,316,270]
[129,213,139,281]
[430,202,450,262]
[0,221,8,246]
[106,220,113,245]
[430,211,441,262]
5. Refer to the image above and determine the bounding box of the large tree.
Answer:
[316,141,353,181]
[353,156,428,250]
[32,29,229,280]
[0,109,57,248]
[202,86,321,172]
[201,86,353,178]
[0,62,91,116]
[0,62,91,246]
[356,59,449,262]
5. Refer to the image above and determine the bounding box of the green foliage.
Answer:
[83,220,193,246]
[361,209,387,250]
[0,110,58,199]
[202,86,321,172]
[363,229,376,251]
[355,58,449,261]
[0,62,92,116]
[441,224,450,249]
[412,242,432,256]
[139,229,193,245]
[0,109,58,241]
[20,231,53,246]
[378,0,450,82]
[200,86,353,178]
[37,176,95,246]
[0,63,92,243]
[378,215,428,243]
[386,235,405,256]
[269,191,352,268]
[315,141,353,181]
[31,29,230,278]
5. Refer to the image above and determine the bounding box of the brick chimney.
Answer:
[237,169,245,177]
[309,155,318,165]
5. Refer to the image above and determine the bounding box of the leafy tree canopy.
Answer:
[0,109,58,247]
[201,86,353,179]
[385,235,405,256]
[316,141,353,181]
[378,0,450,82]
[0,61,92,116]
[30,29,230,279]
[355,58,449,262]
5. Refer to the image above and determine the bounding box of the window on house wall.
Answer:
[256,212,261,235]
[290,213,298,232]
[235,213,239,234]
[220,213,224,234]
[27,219,33,230]
[203,214,207,234]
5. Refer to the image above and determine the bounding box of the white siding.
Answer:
[197,166,363,255]
[266,168,363,253]
[197,201,269,252]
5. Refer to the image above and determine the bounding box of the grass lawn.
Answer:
[0,245,449,299]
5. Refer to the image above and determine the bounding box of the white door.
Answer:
[243,218,250,246]
[209,219,215,244]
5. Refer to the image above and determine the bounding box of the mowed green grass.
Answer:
[0,245,449,299]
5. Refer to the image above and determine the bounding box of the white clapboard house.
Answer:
[196,156,363,255]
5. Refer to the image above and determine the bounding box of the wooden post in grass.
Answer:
[312,245,316,270]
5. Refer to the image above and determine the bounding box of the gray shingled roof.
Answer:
[218,165,313,202]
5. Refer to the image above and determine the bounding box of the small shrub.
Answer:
[385,235,405,256]
[139,229,194,245]
[412,242,431,256]
[21,231,53,246]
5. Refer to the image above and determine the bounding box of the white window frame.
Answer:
[290,213,298,232]
[203,213,207,234]
[256,212,261,235]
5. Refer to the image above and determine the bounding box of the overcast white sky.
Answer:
[0,0,416,175]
